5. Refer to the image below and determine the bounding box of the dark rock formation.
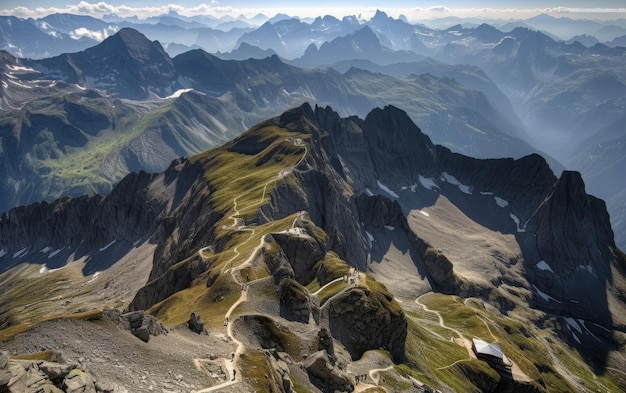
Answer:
[272,231,325,285]
[188,312,205,334]
[421,246,458,293]
[317,328,335,359]
[326,286,407,363]
[278,278,311,323]
[303,351,353,393]
[528,171,617,327]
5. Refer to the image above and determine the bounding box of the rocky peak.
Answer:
[91,28,171,65]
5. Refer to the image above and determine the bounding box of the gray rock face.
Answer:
[303,351,353,393]
[528,171,617,326]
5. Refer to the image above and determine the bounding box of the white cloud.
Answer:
[69,26,118,41]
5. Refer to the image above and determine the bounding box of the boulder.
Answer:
[63,368,97,393]
[23,365,64,393]
[188,312,205,334]
[38,361,76,383]
[118,310,168,342]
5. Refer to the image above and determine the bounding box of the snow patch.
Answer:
[13,248,28,258]
[572,332,580,344]
[364,230,375,248]
[99,240,116,251]
[494,197,509,208]
[8,79,33,89]
[87,271,101,284]
[419,210,430,217]
[0,249,7,258]
[364,188,374,197]
[536,260,554,273]
[510,213,526,232]
[39,266,48,274]
[7,65,36,73]
[384,226,395,231]
[165,88,194,99]
[418,175,438,190]
[577,264,597,277]
[441,172,471,194]
[377,180,399,198]
[40,247,52,253]
[480,191,494,195]
[532,284,561,303]
[565,317,582,334]
[49,248,63,258]
[579,319,601,342]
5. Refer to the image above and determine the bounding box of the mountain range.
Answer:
[0,27,544,217]
[2,11,624,249]
[0,8,625,393]
[1,103,625,392]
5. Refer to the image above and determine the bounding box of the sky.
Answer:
[2,1,626,21]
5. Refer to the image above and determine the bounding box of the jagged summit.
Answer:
[92,27,169,63]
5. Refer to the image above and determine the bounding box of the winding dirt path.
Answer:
[192,137,308,392]
[415,293,474,369]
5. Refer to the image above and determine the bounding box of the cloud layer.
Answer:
[2,1,624,21]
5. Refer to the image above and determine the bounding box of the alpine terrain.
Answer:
[1,104,625,392]
[0,5,625,393]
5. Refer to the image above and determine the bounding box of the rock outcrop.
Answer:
[303,351,353,393]
[0,356,105,393]
[278,278,311,323]
[317,328,335,359]
[528,171,617,328]
[102,309,167,342]
[188,312,205,334]
[326,286,407,363]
